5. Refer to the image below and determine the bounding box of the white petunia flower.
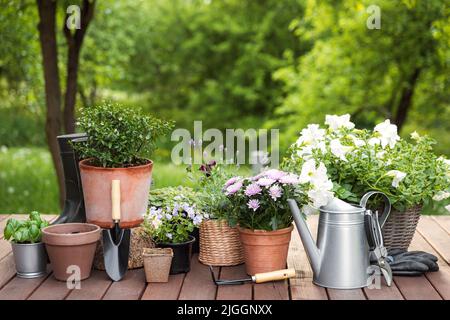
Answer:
[446,205,450,213]
[348,135,365,147]
[296,124,326,148]
[386,170,407,188]
[368,137,381,146]
[410,131,420,141]
[308,188,334,208]
[325,114,355,131]
[330,139,352,162]
[432,191,450,201]
[374,120,400,149]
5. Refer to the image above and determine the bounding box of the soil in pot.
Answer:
[42,223,101,281]
[158,236,195,274]
[11,242,48,278]
[143,248,173,282]
[79,158,153,229]
[239,225,293,275]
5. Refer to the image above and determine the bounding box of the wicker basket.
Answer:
[382,205,422,251]
[199,219,244,266]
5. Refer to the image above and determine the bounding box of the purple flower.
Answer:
[279,173,300,185]
[224,177,239,188]
[247,199,260,211]
[165,213,172,220]
[264,169,287,180]
[225,181,243,195]
[256,177,276,187]
[269,185,283,201]
[245,183,262,196]
[193,215,203,226]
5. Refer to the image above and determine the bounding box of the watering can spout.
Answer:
[288,199,321,275]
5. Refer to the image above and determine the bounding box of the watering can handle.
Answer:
[360,191,391,228]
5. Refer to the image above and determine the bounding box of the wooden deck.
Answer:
[0,214,449,300]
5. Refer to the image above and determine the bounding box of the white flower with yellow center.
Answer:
[330,139,353,162]
[374,119,400,149]
[296,124,326,148]
[386,170,406,188]
[325,114,355,131]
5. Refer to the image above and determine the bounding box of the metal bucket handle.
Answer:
[360,191,391,228]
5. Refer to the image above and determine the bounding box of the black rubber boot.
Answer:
[52,133,88,224]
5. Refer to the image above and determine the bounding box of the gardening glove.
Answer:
[383,249,439,276]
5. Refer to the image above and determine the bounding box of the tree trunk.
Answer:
[37,0,65,208]
[63,0,95,134]
[394,68,421,132]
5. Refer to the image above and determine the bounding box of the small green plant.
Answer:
[3,212,49,243]
[73,102,174,168]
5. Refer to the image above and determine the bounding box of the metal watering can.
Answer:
[288,191,392,289]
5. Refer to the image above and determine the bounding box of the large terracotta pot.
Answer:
[79,158,153,229]
[42,223,100,281]
[238,225,293,275]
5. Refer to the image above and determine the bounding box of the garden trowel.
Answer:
[103,180,131,281]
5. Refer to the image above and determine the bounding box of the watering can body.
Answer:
[288,192,390,289]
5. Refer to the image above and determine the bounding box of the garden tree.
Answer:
[37,0,95,207]
[124,0,306,130]
[270,0,449,151]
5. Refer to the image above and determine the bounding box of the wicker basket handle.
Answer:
[360,191,391,228]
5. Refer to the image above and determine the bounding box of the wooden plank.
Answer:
[216,265,252,300]
[0,239,11,261]
[409,230,450,299]
[65,270,112,300]
[394,275,441,300]
[327,289,366,300]
[102,268,146,300]
[432,216,450,235]
[253,280,289,300]
[0,271,49,300]
[363,279,403,300]
[28,275,72,300]
[290,279,328,300]
[287,214,318,283]
[417,216,450,264]
[0,254,16,289]
[0,215,9,222]
[141,273,185,300]
[178,255,217,300]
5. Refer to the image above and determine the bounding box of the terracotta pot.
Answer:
[42,223,101,281]
[79,158,153,229]
[238,225,293,275]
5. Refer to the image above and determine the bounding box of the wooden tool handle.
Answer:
[253,268,296,283]
[111,180,121,221]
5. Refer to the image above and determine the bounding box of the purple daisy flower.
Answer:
[256,177,276,187]
[224,176,240,188]
[245,183,262,196]
[247,199,260,211]
[264,169,287,180]
[279,173,300,185]
[225,181,243,195]
[269,185,283,201]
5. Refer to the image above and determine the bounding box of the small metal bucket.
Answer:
[11,242,48,278]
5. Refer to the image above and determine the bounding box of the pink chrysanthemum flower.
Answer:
[225,181,243,195]
[256,177,276,187]
[264,169,287,180]
[247,199,260,211]
[269,185,283,201]
[279,173,300,185]
[244,183,262,196]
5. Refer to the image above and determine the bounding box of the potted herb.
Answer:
[73,102,173,229]
[190,161,244,266]
[224,168,334,275]
[284,114,450,250]
[143,187,206,274]
[3,212,49,278]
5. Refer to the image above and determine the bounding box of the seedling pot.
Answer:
[143,248,173,282]
[79,158,153,229]
[42,223,101,281]
[238,225,293,275]
[158,236,195,274]
[11,242,48,278]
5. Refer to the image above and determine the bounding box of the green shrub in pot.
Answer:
[72,102,174,229]
[3,212,49,278]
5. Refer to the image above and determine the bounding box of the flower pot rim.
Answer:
[79,158,153,170]
[143,247,174,257]
[42,223,100,236]
[237,224,294,235]
[42,223,101,246]
[157,235,196,247]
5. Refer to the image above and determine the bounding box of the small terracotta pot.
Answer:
[79,158,153,229]
[42,223,101,281]
[238,225,293,275]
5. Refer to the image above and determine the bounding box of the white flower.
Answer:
[374,119,400,149]
[296,124,325,148]
[348,135,365,147]
[325,114,355,131]
[368,137,381,146]
[410,131,420,141]
[330,139,352,162]
[386,170,407,188]
[432,191,450,201]
[446,205,450,213]
[308,188,334,208]
[376,151,386,159]
[438,156,450,167]
[299,160,333,192]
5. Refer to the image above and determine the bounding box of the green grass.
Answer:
[0,147,192,214]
